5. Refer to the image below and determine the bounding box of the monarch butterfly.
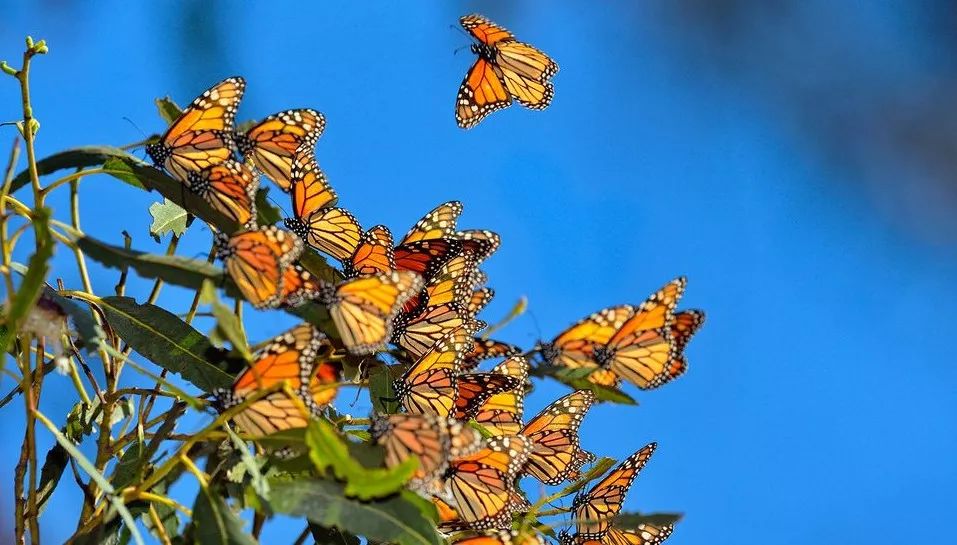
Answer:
[593,278,685,390]
[394,202,500,279]
[316,270,423,355]
[394,324,475,416]
[539,304,636,388]
[468,287,495,315]
[184,160,258,227]
[560,524,674,545]
[445,435,531,530]
[345,225,396,277]
[214,225,303,309]
[147,77,245,182]
[462,338,520,371]
[472,355,528,436]
[565,448,597,481]
[453,372,521,421]
[279,264,322,307]
[283,151,362,262]
[235,108,325,191]
[370,413,451,495]
[650,309,705,388]
[455,14,558,129]
[213,323,338,437]
[520,390,595,485]
[392,254,479,358]
[571,442,658,539]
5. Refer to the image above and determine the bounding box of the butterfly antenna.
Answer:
[526,308,545,349]
[452,44,471,56]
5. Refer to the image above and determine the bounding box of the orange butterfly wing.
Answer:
[572,443,658,539]
[184,159,258,226]
[520,390,595,485]
[237,108,325,191]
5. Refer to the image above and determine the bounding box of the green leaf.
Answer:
[552,368,637,405]
[97,296,237,391]
[554,457,618,499]
[268,478,442,545]
[614,512,683,529]
[224,426,270,499]
[306,419,416,501]
[102,157,146,189]
[369,365,399,414]
[202,282,253,362]
[310,524,361,545]
[148,198,189,241]
[0,207,54,354]
[155,96,183,124]
[77,235,224,291]
[191,486,257,545]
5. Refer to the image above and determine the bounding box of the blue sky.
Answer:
[2,2,956,544]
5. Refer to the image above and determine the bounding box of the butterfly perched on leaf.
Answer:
[455,14,558,129]
[592,278,685,390]
[538,304,636,388]
[184,159,258,227]
[147,76,245,182]
[393,324,476,416]
[214,225,303,309]
[445,434,531,530]
[235,108,325,191]
[570,442,658,540]
[283,150,362,262]
[520,389,595,485]
[315,270,423,355]
[213,323,338,437]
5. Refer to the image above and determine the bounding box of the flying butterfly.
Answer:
[455,14,558,129]
[147,76,245,182]
[345,225,396,277]
[235,108,325,191]
[213,323,338,437]
[472,355,528,436]
[214,225,303,309]
[283,151,362,262]
[394,324,475,416]
[571,442,658,539]
[593,278,685,390]
[445,435,531,530]
[315,271,423,355]
[184,159,258,226]
[520,390,595,485]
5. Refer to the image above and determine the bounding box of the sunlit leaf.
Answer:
[148,198,189,241]
[155,96,182,124]
[97,296,238,391]
[102,158,146,189]
[0,207,54,355]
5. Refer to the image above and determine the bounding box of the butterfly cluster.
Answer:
[142,14,699,545]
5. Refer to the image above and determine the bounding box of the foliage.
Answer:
[0,36,690,545]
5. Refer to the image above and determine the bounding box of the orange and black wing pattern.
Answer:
[599,278,684,390]
[215,323,335,436]
[571,443,658,539]
[446,435,531,530]
[394,324,474,416]
[370,413,450,494]
[214,225,303,309]
[540,304,635,387]
[650,309,705,388]
[473,355,528,436]
[147,76,245,181]
[236,108,325,191]
[346,225,396,277]
[184,159,258,227]
[453,372,521,421]
[520,390,595,485]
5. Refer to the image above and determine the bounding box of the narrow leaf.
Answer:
[102,158,146,189]
[268,478,442,545]
[155,96,183,124]
[77,235,224,291]
[0,207,54,353]
[97,296,236,391]
[555,457,618,499]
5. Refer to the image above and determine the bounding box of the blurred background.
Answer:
[2,1,956,543]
